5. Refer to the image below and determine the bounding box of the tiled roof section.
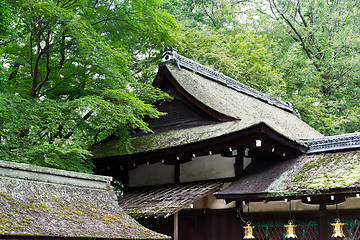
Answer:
[160,47,299,117]
[0,160,169,239]
[118,181,223,219]
[297,132,360,153]
[215,150,360,200]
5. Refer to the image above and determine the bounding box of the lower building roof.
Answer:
[118,181,223,218]
[0,160,169,239]
[215,150,360,203]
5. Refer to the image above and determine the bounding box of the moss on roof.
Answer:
[0,171,169,239]
[289,151,360,191]
[91,63,322,159]
[91,120,253,159]
[217,150,360,199]
[166,64,322,140]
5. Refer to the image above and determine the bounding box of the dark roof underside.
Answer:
[118,181,223,218]
[215,150,360,202]
[0,176,168,239]
[92,122,309,168]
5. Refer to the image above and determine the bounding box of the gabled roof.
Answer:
[156,63,321,139]
[158,47,297,115]
[91,49,322,162]
[118,181,223,218]
[0,160,169,239]
[215,149,360,202]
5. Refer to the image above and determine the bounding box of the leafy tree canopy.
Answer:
[0,0,177,172]
[2,0,360,173]
[166,0,360,135]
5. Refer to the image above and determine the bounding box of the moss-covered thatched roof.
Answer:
[165,64,321,140]
[91,58,322,159]
[92,120,253,159]
[0,160,169,239]
[215,150,360,201]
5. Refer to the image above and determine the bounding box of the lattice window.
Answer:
[252,220,319,240]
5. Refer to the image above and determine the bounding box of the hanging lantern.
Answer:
[284,200,297,238]
[331,201,345,238]
[331,218,345,238]
[243,203,255,239]
[285,220,297,238]
[243,222,255,239]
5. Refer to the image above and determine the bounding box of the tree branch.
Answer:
[201,0,217,27]
[64,111,94,140]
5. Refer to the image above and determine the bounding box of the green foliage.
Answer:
[246,0,360,135]
[0,0,178,173]
[170,0,360,135]
[2,0,360,174]
[178,27,285,96]
[163,0,236,29]
[0,0,11,36]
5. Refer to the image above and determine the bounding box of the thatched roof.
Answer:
[118,181,223,219]
[157,48,321,139]
[0,160,169,239]
[163,63,321,140]
[215,149,360,202]
[91,50,322,160]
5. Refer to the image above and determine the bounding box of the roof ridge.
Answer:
[297,132,360,153]
[159,47,300,118]
[0,160,112,190]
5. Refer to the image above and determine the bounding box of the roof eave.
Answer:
[92,122,308,168]
[215,188,360,204]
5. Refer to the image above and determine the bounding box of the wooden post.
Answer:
[174,164,180,184]
[319,203,329,239]
[173,212,179,240]
[235,148,244,177]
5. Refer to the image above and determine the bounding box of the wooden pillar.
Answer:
[174,164,180,184]
[235,149,244,177]
[173,212,179,240]
[319,203,329,239]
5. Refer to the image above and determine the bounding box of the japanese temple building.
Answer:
[91,48,360,240]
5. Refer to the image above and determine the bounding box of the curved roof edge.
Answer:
[159,47,300,118]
